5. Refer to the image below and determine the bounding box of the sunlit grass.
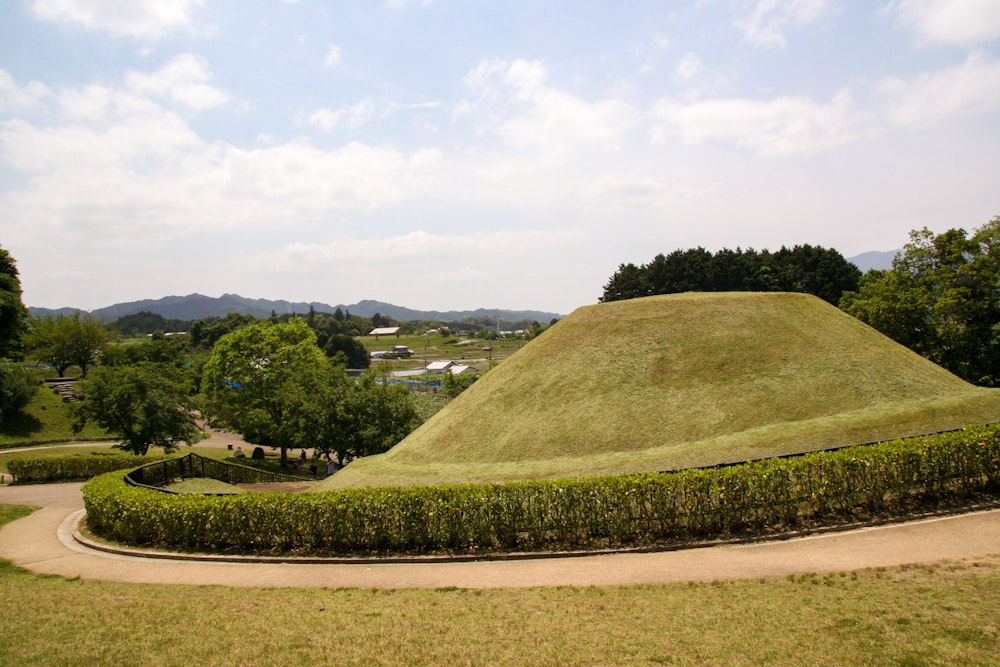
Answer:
[164,477,244,494]
[329,293,1000,488]
[0,504,996,667]
[0,380,108,446]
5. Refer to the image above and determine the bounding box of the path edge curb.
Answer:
[69,499,1000,566]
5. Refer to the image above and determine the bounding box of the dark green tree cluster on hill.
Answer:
[600,245,861,304]
[110,311,189,337]
[188,313,258,349]
[305,307,378,366]
[840,216,1000,387]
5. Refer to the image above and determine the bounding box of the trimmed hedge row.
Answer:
[10,453,165,484]
[0,438,119,451]
[82,425,1000,556]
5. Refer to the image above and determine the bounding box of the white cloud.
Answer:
[31,0,199,39]
[650,88,866,157]
[0,70,50,113]
[124,54,228,112]
[307,100,376,131]
[56,83,113,122]
[888,0,1000,45]
[879,51,1000,127]
[256,228,585,269]
[674,52,702,81]
[323,44,342,68]
[735,0,831,49]
[587,173,721,212]
[460,58,637,162]
[0,64,429,247]
[384,0,434,8]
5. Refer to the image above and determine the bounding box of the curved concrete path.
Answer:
[0,482,998,590]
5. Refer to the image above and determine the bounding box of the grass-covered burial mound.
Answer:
[324,292,1000,489]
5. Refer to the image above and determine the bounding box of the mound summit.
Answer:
[324,292,1000,489]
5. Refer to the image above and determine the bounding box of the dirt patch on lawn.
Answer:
[236,482,316,493]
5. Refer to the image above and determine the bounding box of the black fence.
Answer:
[124,453,309,494]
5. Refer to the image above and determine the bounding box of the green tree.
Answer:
[0,245,28,360]
[0,366,39,419]
[25,315,75,376]
[840,216,1000,386]
[73,362,199,455]
[600,245,860,304]
[201,318,331,467]
[321,333,371,368]
[26,312,112,377]
[334,368,420,461]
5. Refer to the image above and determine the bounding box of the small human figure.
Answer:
[326,459,337,477]
[309,462,318,477]
[233,447,245,459]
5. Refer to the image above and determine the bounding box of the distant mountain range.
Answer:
[25,251,898,323]
[847,250,899,273]
[27,293,564,325]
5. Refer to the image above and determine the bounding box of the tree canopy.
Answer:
[25,312,112,377]
[840,216,1000,387]
[202,318,420,467]
[201,318,336,466]
[73,361,200,455]
[600,245,861,304]
[320,333,370,369]
[0,245,28,360]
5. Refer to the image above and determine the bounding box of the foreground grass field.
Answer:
[0,505,996,665]
[329,293,1000,488]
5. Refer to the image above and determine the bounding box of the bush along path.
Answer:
[82,424,1000,558]
[0,480,998,590]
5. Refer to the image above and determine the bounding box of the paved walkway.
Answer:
[0,481,998,590]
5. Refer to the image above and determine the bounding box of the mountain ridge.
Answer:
[27,293,563,325]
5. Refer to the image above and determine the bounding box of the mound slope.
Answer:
[325,292,1000,488]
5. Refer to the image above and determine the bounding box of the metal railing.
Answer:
[124,453,310,494]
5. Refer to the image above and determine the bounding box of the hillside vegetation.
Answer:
[324,292,1000,488]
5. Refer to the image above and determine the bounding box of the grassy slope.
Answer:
[0,379,107,445]
[325,292,1000,488]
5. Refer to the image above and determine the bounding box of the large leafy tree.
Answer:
[201,318,333,467]
[0,245,28,360]
[840,216,1000,386]
[73,362,200,455]
[303,366,420,465]
[26,312,112,377]
[339,369,420,460]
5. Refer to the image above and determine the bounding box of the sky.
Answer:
[2,1,999,315]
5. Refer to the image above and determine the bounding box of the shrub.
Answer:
[82,425,1000,556]
[0,367,39,419]
[10,453,165,484]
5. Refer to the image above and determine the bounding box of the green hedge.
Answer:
[82,425,1000,556]
[0,437,119,451]
[10,453,165,484]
